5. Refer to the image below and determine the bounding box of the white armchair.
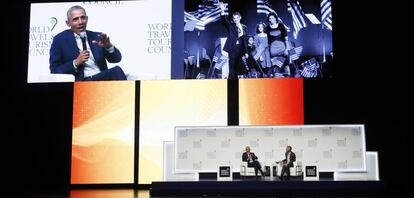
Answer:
[275,161,303,177]
[240,161,264,178]
[38,74,75,82]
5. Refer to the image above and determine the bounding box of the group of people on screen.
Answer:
[216,2,292,79]
[243,145,296,180]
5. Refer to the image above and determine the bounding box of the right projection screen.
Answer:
[182,0,333,79]
[175,125,366,173]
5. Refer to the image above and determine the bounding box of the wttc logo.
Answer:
[306,166,317,177]
[29,17,58,56]
[50,17,57,31]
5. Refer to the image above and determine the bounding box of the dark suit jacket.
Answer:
[282,151,296,167]
[222,15,248,55]
[49,29,122,81]
[242,152,258,162]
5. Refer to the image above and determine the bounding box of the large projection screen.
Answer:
[175,125,366,173]
[181,0,333,79]
[28,0,171,83]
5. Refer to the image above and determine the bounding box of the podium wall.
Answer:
[175,125,366,173]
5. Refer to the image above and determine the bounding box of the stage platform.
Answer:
[150,179,384,197]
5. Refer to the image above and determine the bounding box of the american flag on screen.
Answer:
[288,46,303,61]
[287,0,307,39]
[271,56,286,67]
[184,12,203,30]
[301,58,320,78]
[257,0,277,15]
[256,0,290,31]
[184,2,228,31]
[321,0,332,30]
[213,45,227,69]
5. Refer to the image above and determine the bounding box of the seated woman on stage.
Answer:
[242,146,265,177]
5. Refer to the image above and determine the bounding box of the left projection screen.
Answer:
[28,0,171,83]
[71,81,135,184]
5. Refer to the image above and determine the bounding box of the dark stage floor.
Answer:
[151,179,384,197]
[5,177,395,198]
[7,189,388,198]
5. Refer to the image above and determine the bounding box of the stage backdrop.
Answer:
[138,80,228,184]
[175,125,366,173]
[71,81,135,184]
[28,0,171,83]
[239,78,304,125]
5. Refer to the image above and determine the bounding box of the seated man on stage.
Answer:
[242,146,265,178]
[279,145,296,180]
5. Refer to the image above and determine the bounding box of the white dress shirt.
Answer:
[236,23,244,38]
[247,152,253,162]
[287,152,291,164]
[73,33,115,77]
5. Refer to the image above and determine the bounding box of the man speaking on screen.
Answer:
[49,5,126,81]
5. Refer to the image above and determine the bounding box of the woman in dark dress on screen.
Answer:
[253,22,271,77]
[266,13,289,76]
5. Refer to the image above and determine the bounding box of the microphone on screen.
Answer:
[79,31,87,51]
